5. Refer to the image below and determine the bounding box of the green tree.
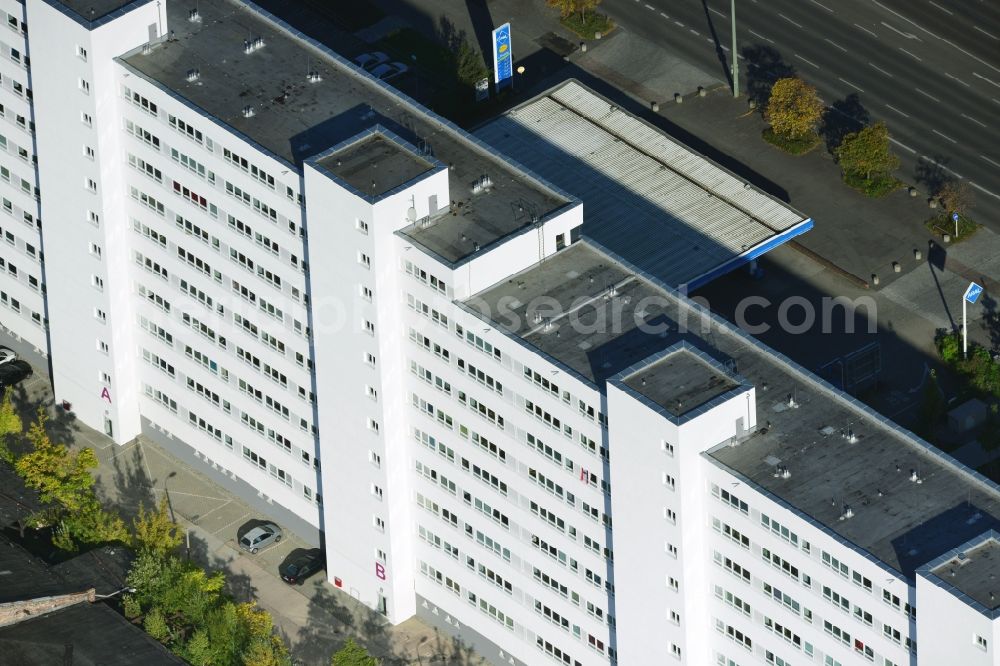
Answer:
[835,121,899,180]
[125,551,291,665]
[455,38,488,88]
[765,77,824,139]
[0,390,22,464]
[332,639,379,666]
[132,495,184,558]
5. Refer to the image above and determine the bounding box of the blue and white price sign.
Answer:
[492,23,513,87]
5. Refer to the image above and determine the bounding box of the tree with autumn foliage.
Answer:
[939,180,975,216]
[132,495,184,558]
[765,77,824,141]
[835,120,900,196]
[14,408,127,549]
[547,0,601,20]
[0,390,21,464]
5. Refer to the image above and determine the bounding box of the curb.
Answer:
[788,240,870,289]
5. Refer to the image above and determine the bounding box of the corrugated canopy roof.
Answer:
[476,81,811,287]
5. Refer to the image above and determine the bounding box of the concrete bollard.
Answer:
[674,93,683,104]
[893,262,901,273]
[580,42,587,53]
[748,99,757,110]
[872,273,880,286]
[595,31,602,39]
[651,101,659,112]
[914,249,922,261]
[928,198,938,209]
[909,187,918,197]
[943,233,951,243]
[698,86,706,97]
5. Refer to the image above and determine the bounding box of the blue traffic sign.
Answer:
[965,282,984,305]
[952,212,960,223]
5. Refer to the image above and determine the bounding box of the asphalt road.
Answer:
[602,0,1000,226]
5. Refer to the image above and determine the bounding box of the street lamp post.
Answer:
[95,586,136,600]
[731,0,739,97]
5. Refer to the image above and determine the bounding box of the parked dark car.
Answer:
[279,548,325,585]
[0,360,32,387]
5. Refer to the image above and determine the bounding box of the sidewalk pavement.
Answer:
[6,367,487,666]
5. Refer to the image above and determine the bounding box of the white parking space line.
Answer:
[779,13,803,29]
[749,29,773,44]
[869,62,893,77]
[914,87,940,102]
[962,114,987,128]
[796,54,820,69]
[838,77,865,92]
[824,38,847,52]
[945,72,971,88]
[854,23,878,38]
[898,47,922,61]
[931,129,957,144]
[885,104,910,118]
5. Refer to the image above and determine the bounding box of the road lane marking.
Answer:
[981,155,1000,168]
[881,21,921,41]
[824,38,847,52]
[898,47,922,61]
[963,114,987,128]
[973,72,1000,89]
[854,23,878,38]
[885,104,910,117]
[689,28,701,36]
[920,155,962,178]
[891,138,917,154]
[932,129,957,144]
[838,77,865,92]
[709,7,726,18]
[749,29,774,44]
[675,20,685,27]
[809,0,834,12]
[796,54,820,69]
[969,181,1000,200]
[914,87,940,102]
[928,1,953,15]
[644,3,655,10]
[974,26,999,41]
[869,62,893,77]
[779,13,803,28]
[945,72,971,88]
[660,12,669,18]
[873,0,1000,74]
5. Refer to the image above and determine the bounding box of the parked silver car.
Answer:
[239,522,282,554]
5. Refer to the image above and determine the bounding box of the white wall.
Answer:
[917,573,999,666]
[28,0,159,442]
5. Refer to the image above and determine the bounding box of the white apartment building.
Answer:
[7,1,1000,666]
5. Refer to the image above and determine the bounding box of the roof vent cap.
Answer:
[186,68,200,82]
[241,105,255,118]
[307,70,322,83]
[188,8,201,22]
